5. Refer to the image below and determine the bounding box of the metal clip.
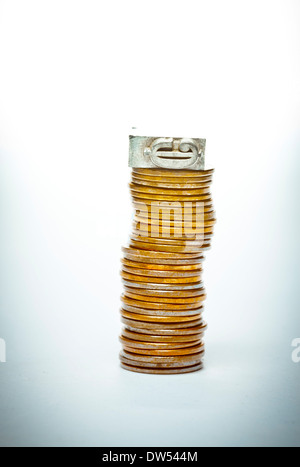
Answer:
[129,136,205,170]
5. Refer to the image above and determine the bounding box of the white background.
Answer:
[0,0,299,447]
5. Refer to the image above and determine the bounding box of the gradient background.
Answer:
[0,0,299,447]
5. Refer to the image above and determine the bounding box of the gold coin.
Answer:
[131,176,212,189]
[121,258,202,271]
[131,191,212,202]
[129,240,211,253]
[121,349,205,364]
[130,183,211,196]
[120,271,202,284]
[121,304,203,317]
[133,168,214,178]
[132,174,213,184]
[122,246,202,260]
[121,265,202,278]
[131,231,212,243]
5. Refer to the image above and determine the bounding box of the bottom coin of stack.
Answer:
[119,168,215,374]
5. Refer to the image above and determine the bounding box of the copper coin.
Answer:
[121,304,203,317]
[120,310,202,323]
[123,291,206,305]
[121,348,205,362]
[121,279,205,290]
[120,362,203,374]
[122,286,205,298]
[119,335,202,350]
[121,295,205,311]
[120,354,203,369]
[122,328,205,343]
[129,240,211,253]
[123,322,207,336]
[122,342,204,356]
[120,316,204,329]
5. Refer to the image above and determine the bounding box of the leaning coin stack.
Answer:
[119,161,216,374]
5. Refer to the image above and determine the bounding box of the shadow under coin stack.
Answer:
[119,135,216,374]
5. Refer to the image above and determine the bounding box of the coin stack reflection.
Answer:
[120,168,216,374]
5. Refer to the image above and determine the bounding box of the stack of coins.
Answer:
[120,167,216,374]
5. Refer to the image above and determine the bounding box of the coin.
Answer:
[131,176,212,189]
[121,295,205,310]
[130,183,211,196]
[120,310,203,323]
[133,168,214,177]
[128,239,211,253]
[122,246,203,260]
[121,348,205,362]
[120,362,203,374]
[119,336,202,350]
[121,279,205,291]
[123,286,205,298]
[121,258,202,271]
[121,329,205,343]
[123,291,206,304]
[121,265,202,278]
[120,271,202,284]
[120,316,204,330]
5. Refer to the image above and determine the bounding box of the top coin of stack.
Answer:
[119,136,215,374]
